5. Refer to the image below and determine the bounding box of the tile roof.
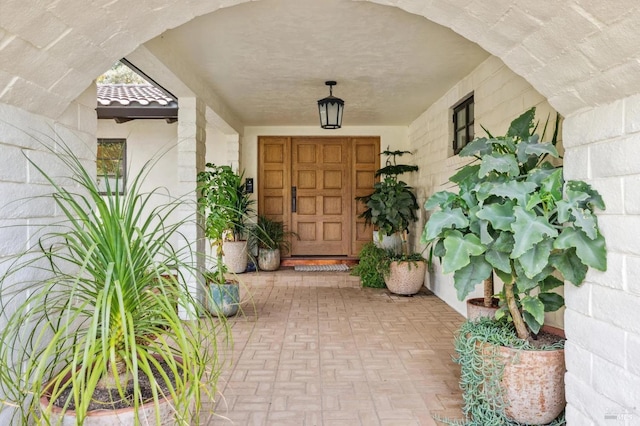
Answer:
[97,84,177,107]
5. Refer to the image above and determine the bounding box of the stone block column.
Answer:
[176,97,207,319]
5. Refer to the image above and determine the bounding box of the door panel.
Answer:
[258,137,290,227]
[258,136,379,257]
[291,137,350,255]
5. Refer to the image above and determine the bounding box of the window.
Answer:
[97,138,126,195]
[453,94,474,154]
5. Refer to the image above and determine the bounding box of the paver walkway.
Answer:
[204,269,465,425]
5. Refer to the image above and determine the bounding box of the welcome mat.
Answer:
[294,264,351,272]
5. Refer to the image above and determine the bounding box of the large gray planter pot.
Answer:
[384,260,426,295]
[258,248,280,271]
[222,240,248,273]
[209,282,240,317]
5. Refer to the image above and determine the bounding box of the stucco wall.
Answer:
[408,56,559,319]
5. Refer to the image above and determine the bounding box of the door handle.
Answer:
[291,186,297,213]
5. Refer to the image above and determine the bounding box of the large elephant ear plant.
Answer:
[422,108,607,340]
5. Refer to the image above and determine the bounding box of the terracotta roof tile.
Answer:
[97,84,177,107]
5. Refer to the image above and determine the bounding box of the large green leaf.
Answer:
[514,262,554,293]
[476,201,516,231]
[506,108,536,140]
[458,137,492,157]
[424,191,457,210]
[452,256,493,300]
[549,249,587,285]
[423,208,469,241]
[540,168,563,201]
[539,275,565,292]
[486,181,537,205]
[554,228,607,271]
[450,164,481,185]
[571,208,599,239]
[566,180,606,210]
[521,296,545,334]
[518,239,553,279]
[485,248,511,273]
[511,206,558,258]
[479,153,520,177]
[442,231,486,273]
[524,142,559,159]
[538,292,565,312]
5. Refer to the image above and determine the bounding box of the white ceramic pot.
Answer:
[222,240,248,273]
[372,231,403,255]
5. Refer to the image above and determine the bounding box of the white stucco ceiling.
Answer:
[145,0,490,127]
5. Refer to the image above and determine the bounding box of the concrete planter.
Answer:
[222,240,248,273]
[384,260,426,295]
[258,248,280,271]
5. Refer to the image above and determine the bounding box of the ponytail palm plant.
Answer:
[0,138,221,424]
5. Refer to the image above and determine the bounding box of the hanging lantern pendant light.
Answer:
[318,81,344,129]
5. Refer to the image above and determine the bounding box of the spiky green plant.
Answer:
[0,136,223,424]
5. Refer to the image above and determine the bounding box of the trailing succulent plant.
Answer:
[422,108,607,340]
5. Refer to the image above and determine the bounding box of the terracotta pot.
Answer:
[466,297,499,320]
[258,248,280,271]
[484,328,566,424]
[384,260,426,295]
[222,240,248,273]
[40,356,190,425]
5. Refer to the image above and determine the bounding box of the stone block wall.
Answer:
[563,99,640,424]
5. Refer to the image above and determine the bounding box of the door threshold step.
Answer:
[280,257,359,267]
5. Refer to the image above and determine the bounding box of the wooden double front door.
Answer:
[258,136,380,257]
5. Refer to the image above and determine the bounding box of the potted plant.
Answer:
[350,242,387,288]
[248,215,297,271]
[379,251,427,295]
[356,148,419,254]
[0,140,222,424]
[197,163,255,274]
[422,108,607,424]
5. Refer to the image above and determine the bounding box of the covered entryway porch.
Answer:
[204,270,464,425]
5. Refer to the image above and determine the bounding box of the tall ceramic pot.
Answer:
[383,260,426,295]
[209,282,240,317]
[222,240,248,273]
[258,248,280,271]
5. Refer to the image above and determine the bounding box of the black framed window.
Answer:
[453,95,474,154]
[97,138,126,195]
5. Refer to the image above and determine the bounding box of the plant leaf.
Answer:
[521,296,545,333]
[450,164,481,185]
[476,201,516,231]
[423,208,469,242]
[538,292,565,312]
[518,239,553,279]
[554,228,607,272]
[424,191,457,210]
[511,206,558,258]
[452,256,493,300]
[458,137,492,157]
[442,231,486,273]
[506,108,536,140]
[486,181,538,205]
[478,153,520,178]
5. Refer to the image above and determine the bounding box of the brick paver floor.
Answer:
[203,269,465,425]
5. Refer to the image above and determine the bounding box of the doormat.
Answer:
[294,264,350,272]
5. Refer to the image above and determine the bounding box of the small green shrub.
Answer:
[351,243,387,288]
